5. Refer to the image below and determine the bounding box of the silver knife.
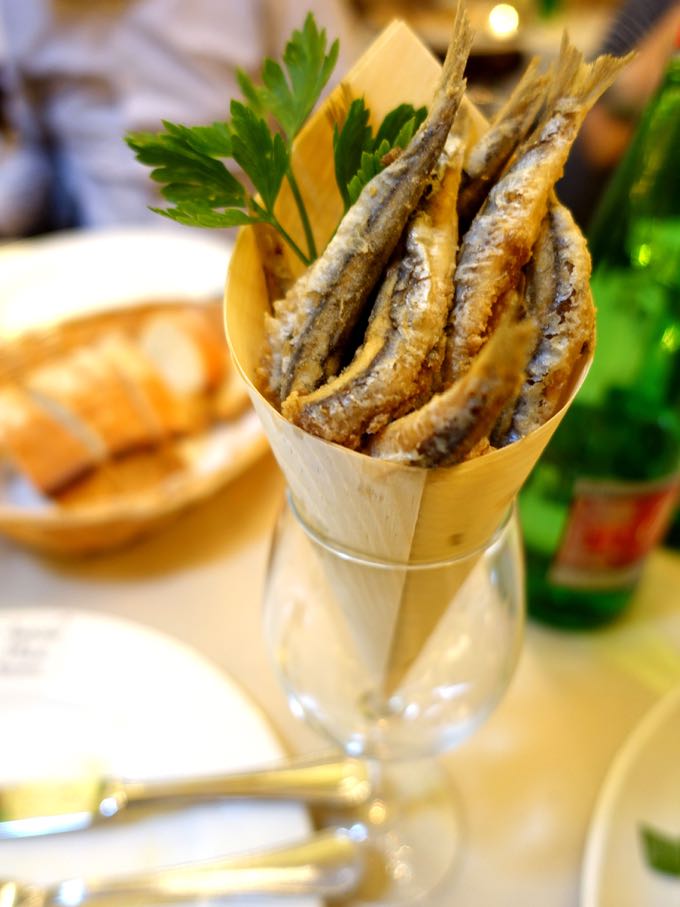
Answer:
[0,755,372,838]
[0,828,365,904]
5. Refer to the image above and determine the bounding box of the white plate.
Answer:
[0,227,231,337]
[0,607,319,907]
[581,684,680,907]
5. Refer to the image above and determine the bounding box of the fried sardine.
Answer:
[283,139,464,448]
[442,38,630,387]
[368,312,536,467]
[490,216,553,445]
[457,57,549,226]
[262,2,473,405]
[500,200,595,444]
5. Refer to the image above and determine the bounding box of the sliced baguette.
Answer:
[0,384,99,493]
[96,332,185,438]
[26,347,157,456]
[137,307,227,398]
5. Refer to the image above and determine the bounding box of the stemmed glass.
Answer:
[262,490,525,905]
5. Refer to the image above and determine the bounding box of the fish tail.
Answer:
[571,47,635,108]
[545,33,584,108]
[464,56,549,181]
[492,56,545,124]
[547,33,633,112]
[437,1,474,103]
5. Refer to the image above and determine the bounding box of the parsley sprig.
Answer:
[235,14,339,260]
[127,14,335,265]
[126,14,428,265]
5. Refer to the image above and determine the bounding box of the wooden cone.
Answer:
[224,21,591,695]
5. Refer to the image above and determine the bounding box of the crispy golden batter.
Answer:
[367,314,536,466]
[283,139,464,448]
[442,39,630,386]
[262,2,473,405]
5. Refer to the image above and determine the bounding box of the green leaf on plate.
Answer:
[640,824,680,877]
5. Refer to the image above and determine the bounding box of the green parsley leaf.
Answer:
[127,119,310,263]
[233,13,338,259]
[126,126,246,211]
[374,103,427,149]
[229,101,289,213]
[152,203,257,229]
[640,824,680,876]
[126,12,340,264]
[347,143,388,207]
[236,13,339,141]
[333,101,428,212]
[333,98,372,212]
[161,121,234,157]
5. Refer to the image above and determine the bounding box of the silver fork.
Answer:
[0,828,362,906]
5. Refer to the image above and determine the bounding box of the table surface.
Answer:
[2,449,679,907]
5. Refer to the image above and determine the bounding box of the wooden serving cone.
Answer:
[224,21,591,695]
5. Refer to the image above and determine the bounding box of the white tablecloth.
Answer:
[2,450,679,906]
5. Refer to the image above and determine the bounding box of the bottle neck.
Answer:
[588,49,680,264]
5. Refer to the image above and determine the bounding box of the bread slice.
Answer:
[137,307,227,397]
[96,332,185,439]
[26,347,157,456]
[0,384,99,493]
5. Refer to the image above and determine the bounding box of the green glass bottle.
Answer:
[665,508,680,547]
[520,41,680,628]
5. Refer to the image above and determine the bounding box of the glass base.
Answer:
[333,759,464,905]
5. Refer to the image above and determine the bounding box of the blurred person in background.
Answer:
[0,0,359,239]
[559,0,680,229]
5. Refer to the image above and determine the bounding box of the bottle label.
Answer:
[549,476,680,590]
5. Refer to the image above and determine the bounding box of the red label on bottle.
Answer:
[549,477,680,590]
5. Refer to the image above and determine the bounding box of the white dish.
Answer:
[581,684,680,907]
[0,227,230,337]
[0,607,319,907]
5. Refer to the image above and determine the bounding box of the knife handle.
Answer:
[113,754,372,812]
[48,829,362,904]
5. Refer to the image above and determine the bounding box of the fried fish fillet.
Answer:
[262,2,473,405]
[490,216,554,444]
[500,201,595,444]
[367,313,536,467]
[442,38,630,387]
[283,138,464,448]
[457,57,550,226]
